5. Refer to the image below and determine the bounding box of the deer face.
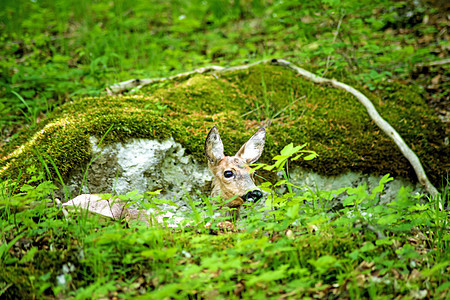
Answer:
[205,126,265,212]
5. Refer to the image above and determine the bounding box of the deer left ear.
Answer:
[205,126,225,166]
[235,127,265,164]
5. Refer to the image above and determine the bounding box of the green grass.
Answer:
[0,146,449,298]
[1,63,447,191]
[0,0,448,298]
[0,0,446,134]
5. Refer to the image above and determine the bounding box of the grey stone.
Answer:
[60,137,424,214]
[287,168,424,205]
[62,136,212,212]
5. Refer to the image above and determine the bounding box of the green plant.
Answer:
[1,0,445,135]
[1,0,449,297]
[1,145,449,298]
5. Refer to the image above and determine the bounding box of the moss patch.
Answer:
[1,63,448,188]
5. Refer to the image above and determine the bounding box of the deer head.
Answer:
[205,126,265,218]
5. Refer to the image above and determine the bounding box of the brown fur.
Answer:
[205,126,265,220]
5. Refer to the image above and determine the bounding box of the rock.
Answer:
[288,168,424,205]
[61,136,212,212]
[1,63,447,203]
[60,136,424,217]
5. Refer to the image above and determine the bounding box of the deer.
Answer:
[204,126,266,225]
[62,126,266,229]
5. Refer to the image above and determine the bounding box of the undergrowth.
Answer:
[1,144,448,299]
[1,0,447,134]
[2,64,447,189]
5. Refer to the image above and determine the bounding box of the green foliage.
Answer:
[1,64,447,190]
[1,146,449,298]
[0,0,448,298]
[0,0,445,133]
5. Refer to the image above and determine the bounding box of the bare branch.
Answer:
[108,58,440,197]
[107,65,226,94]
[416,58,450,67]
[271,58,439,197]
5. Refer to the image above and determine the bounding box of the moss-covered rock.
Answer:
[0,63,448,191]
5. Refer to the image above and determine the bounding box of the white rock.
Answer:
[60,137,424,217]
[62,137,212,212]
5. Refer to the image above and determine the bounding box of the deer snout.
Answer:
[241,189,263,202]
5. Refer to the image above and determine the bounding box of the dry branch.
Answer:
[107,65,226,94]
[108,59,440,197]
[416,58,450,68]
[271,58,439,197]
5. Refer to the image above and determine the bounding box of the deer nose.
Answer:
[241,190,263,202]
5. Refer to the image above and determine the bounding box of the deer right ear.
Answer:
[235,127,265,164]
[205,126,225,166]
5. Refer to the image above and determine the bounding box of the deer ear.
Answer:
[235,127,265,164]
[205,126,225,166]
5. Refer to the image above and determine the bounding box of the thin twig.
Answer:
[271,96,305,120]
[323,12,345,77]
[416,58,450,67]
[241,105,266,118]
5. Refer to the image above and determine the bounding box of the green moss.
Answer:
[1,63,448,188]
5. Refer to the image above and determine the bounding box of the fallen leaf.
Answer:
[431,74,441,85]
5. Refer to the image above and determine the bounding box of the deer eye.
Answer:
[224,170,234,178]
